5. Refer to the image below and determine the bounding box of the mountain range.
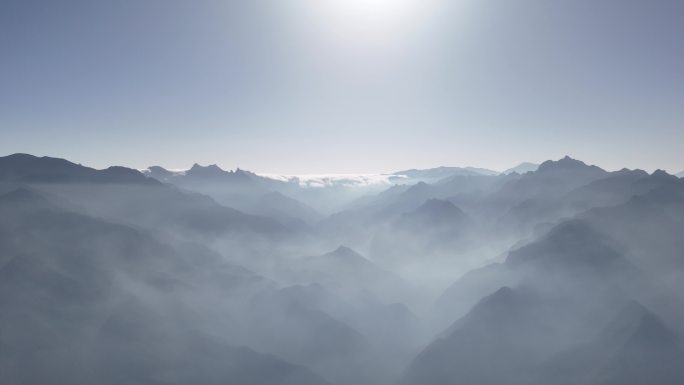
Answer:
[1,152,683,385]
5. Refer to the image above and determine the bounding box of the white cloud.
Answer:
[258,173,397,189]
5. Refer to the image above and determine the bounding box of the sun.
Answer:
[324,0,421,23]
[331,0,413,15]
[305,0,437,43]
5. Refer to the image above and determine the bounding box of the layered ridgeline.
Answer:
[1,153,683,385]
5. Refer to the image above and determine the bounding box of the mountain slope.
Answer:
[370,199,476,269]
[539,301,684,385]
[283,246,414,305]
[503,162,539,174]
[0,153,156,184]
[0,155,295,244]
[0,188,326,385]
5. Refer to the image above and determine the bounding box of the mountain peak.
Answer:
[402,181,432,196]
[602,300,680,350]
[145,166,175,178]
[189,163,223,172]
[651,169,676,179]
[4,153,38,160]
[420,198,460,212]
[415,198,466,217]
[330,245,363,259]
[536,156,606,175]
[503,162,539,175]
[505,219,626,274]
[398,199,472,229]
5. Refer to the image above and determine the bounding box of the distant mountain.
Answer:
[249,282,373,385]
[91,298,331,385]
[370,199,477,270]
[399,198,473,228]
[321,174,502,250]
[677,170,684,178]
[390,166,499,184]
[539,301,684,385]
[282,246,414,305]
[0,155,295,246]
[248,191,322,227]
[580,181,684,283]
[487,156,608,235]
[403,287,570,385]
[145,163,257,184]
[0,188,327,385]
[536,155,605,175]
[146,165,322,225]
[408,285,684,385]
[434,218,638,330]
[407,218,679,385]
[144,165,179,179]
[0,153,156,184]
[255,282,424,383]
[144,164,369,215]
[502,162,539,175]
[561,168,680,212]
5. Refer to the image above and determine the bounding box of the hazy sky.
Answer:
[1,0,682,173]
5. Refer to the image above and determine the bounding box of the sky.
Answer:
[1,0,683,174]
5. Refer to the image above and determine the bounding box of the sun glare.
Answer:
[307,0,437,40]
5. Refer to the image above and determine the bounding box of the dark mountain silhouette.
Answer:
[145,163,257,184]
[186,163,253,181]
[492,156,607,204]
[486,156,609,236]
[0,157,295,243]
[0,153,156,184]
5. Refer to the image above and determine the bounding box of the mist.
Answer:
[0,153,682,384]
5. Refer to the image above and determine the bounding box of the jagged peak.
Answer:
[190,163,223,171]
